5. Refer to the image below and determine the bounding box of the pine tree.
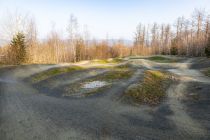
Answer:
[170,38,178,55]
[10,32,26,64]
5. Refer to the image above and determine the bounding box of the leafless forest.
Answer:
[0,8,210,64]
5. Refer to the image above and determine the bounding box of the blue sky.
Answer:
[0,0,210,40]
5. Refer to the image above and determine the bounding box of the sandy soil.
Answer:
[0,57,210,140]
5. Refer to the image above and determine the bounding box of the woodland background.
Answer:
[0,9,210,64]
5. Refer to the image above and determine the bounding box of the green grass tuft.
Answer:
[124,70,173,105]
[32,66,84,83]
[99,63,133,80]
[99,69,133,81]
[91,59,110,64]
[109,58,124,63]
[91,58,124,64]
[147,56,176,63]
[116,63,130,69]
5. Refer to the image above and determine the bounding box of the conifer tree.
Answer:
[10,32,26,64]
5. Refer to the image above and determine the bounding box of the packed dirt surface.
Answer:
[0,56,210,140]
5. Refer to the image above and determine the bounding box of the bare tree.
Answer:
[0,10,30,41]
[192,9,206,56]
[25,18,38,63]
[67,14,79,62]
[151,23,159,54]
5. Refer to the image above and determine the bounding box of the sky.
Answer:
[0,0,210,40]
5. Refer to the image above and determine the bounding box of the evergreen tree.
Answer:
[10,32,26,64]
[170,38,178,55]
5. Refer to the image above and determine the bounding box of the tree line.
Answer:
[0,9,210,65]
[0,14,130,64]
[133,9,210,57]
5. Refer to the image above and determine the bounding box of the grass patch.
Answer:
[91,59,110,64]
[109,58,124,63]
[116,63,131,69]
[32,66,84,83]
[147,56,176,63]
[124,70,173,105]
[97,64,134,81]
[92,62,131,71]
[129,56,145,59]
[93,65,114,69]
[88,62,133,81]
[64,67,134,97]
[91,58,124,64]
[0,62,5,67]
[98,69,133,81]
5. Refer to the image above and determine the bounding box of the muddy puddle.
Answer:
[82,81,108,89]
[63,80,111,97]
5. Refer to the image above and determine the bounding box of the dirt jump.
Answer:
[0,56,210,140]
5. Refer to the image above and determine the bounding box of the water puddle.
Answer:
[82,81,108,89]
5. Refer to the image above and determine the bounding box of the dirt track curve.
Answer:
[0,57,210,140]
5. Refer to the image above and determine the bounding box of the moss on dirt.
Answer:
[32,66,84,83]
[124,70,173,105]
[147,56,177,63]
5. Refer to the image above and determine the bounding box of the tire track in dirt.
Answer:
[167,83,208,139]
[166,59,209,139]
